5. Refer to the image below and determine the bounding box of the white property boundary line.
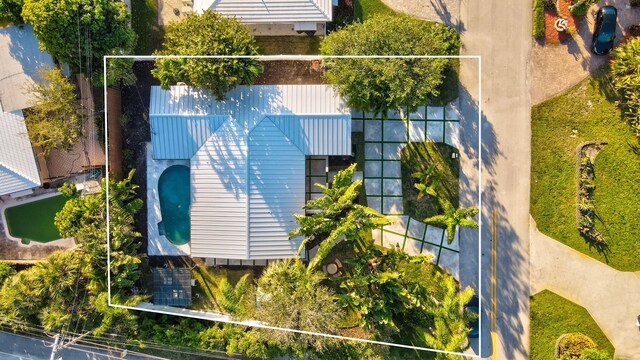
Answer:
[104,55,482,358]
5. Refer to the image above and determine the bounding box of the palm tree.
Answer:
[423,198,479,244]
[215,274,250,315]
[290,164,392,270]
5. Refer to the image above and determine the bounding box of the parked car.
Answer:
[466,295,480,338]
[591,6,618,55]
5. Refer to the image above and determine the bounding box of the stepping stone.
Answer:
[365,120,382,141]
[383,161,401,178]
[409,106,426,120]
[367,197,382,213]
[407,218,426,239]
[384,215,409,235]
[421,242,440,262]
[427,106,444,120]
[387,108,403,119]
[409,120,426,142]
[445,122,461,149]
[427,122,444,142]
[403,238,423,256]
[309,159,326,175]
[383,143,404,160]
[383,179,402,196]
[445,103,461,120]
[382,230,405,249]
[352,119,364,132]
[371,228,382,245]
[365,161,382,177]
[383,197,403,214]
[425,225,444,245]
[365,143,382,159]
[364,179,381,195]
[443,229,460,251]
[383,120,408,142]
[350,109,364,118]
[438,248,460,280]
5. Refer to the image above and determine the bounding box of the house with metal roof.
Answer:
[149,85,351,261]
[191,0,333,34]
[0,110,41,196]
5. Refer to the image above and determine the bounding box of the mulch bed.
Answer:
[543,0,580,45]
[255,60,324,85]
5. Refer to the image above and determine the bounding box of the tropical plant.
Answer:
[101,51,137,88]
[574,348,612,360]
[243,259,344,357]
[0,262,16,287]
[24,67,82,155]
[215,274,250,315]
[610,37,640,133]
[413,164,442,200]
[21,0,135,81]
[0,0,23,24]
[152,10,263,100]
[423,198,479,244]
[321,14,460,116]
[290,164,392,270]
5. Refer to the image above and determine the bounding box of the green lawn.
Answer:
[530,290,614,360]
[401,142,460,220]
[354,0,396,20]
[131,0,163,54]
[4,195,67,243]
[530,66,640,271]
[255,36,321,55]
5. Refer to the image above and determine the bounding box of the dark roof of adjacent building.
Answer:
[152,268,192,307]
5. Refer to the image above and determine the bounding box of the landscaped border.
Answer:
[103,54,483,358]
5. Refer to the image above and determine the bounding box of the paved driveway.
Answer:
[530,218,640,360]
[532,0,640,104]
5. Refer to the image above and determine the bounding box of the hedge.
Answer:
[533,0,545,38]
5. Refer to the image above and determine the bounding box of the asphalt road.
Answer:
[456,0,533,359]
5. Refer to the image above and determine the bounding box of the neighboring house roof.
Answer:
[152,268,192,307]
[0,25,55,112]
[193,0,333,23]
[0,110,41,196]
[150,85,351,260]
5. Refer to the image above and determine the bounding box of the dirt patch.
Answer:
[255,60,324,85]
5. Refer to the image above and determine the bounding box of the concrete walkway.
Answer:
[532,0,640,104]
[381,0,460,28]
[530,217,640,360]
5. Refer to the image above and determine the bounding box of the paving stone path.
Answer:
[352,103,464,278]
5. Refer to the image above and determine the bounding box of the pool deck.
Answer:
[146,142,191,256]
[0,190,76,260]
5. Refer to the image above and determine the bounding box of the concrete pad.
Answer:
[365,120,382,141]
[382,161,401,178]
[425,225,444,245]
[427,106,444,120]
[445,103,461,120]
[364,179,381,195]
[367,197,382,213]
[381,230,405,249]
[365,160,382,177]
[382,197,403,214]
[352,119,363,132]
[403,238,423,256]
[427,122,444,142]
[383,178,403,196]
[445,121,461,149]
[383,120,408,142]
[409,120,426,142]
[438,248,460,280]
[365,143,382,159]
[382,143,404,160]
[421,242,440,262]
[407,218,426,239]
[384,215,408,235]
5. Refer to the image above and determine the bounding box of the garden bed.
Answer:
[400,142,460,220]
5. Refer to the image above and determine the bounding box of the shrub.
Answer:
[631,0,640,7]
[0,0,23,24]
[577,348,612,360]
[558,333,597,358]
[610,37,640,134]
[533,0,546,38]
[0,261,16,286]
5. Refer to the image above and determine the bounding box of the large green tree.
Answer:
[291,164,391,270]
[610,36,640,135]
[152,10,263,100]
[21,0,135,81]
[25,67,82,155]
[0,0,23,24]
[321,14,460,116]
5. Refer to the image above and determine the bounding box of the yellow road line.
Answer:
[491,209,497,360]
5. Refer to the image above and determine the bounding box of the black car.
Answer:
[591,6,618,55]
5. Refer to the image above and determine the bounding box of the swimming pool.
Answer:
[4,194,66,244]
[158,165,190,245]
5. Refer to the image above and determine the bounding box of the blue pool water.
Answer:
[158,165,190,245]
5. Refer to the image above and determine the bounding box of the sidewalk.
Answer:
[530,217,640,360]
